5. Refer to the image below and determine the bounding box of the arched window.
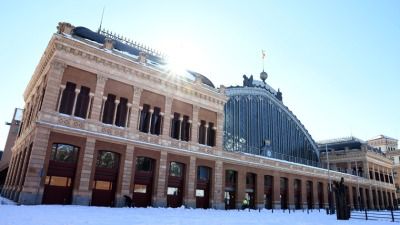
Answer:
[50,143,79,163]
[96,151,120,169]
[136,156,154,172]
[102,94,116,124]
[59,82,76,115]
[74,86,90,118]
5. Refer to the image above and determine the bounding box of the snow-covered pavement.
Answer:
[0,203,396,225]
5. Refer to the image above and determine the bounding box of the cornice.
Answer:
[53,34,227,110]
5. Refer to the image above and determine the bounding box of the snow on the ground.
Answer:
[0,196,16,205]
[0,204,396,225]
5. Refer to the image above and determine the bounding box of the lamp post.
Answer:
[325,144,334,214]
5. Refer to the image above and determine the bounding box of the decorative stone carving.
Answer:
[104,38,114,50]
[57,22,74,35]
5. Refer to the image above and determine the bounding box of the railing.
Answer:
[351,209,400,222]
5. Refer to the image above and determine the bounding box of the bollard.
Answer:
[259,208,261,213]
[307,208,309,214]
[272,208,274,213]
[364,208,368,220]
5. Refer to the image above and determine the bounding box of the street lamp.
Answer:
[325,144,335,214]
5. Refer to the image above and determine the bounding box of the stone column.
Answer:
[89,75,107,121]
[190,106,199,143]
[212,160,224,209]
[72,137,95,205]
[256,173,264,209]
[71,88,80,116]
[273,172,281,209]
[162,97,173,138]
[18,127,51,205]
[347,162,352,175]
[86,93,94,119]
[10,152,23,200]
[16,147,31,199]
[178,116,183,140]
[371,164,376,180]
[204,124,209,145]
[125,103,132,127]
[216,112,224,149]
[154,151,167,207]
[56,85,66,112]
[112,99,120,125]
[185,156,196,208]
[312,179,319,208]
[129,87,142,130]
[116,144,134,207]
[148,109,154,134]
[159,113,165,135]
[1,155,15,196]
[41,60,66,112]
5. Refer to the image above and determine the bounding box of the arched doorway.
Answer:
[264,175,273,209]
[245,173,256,209]
[132,156,155,207]
[42,143,79,204]
[196,166,211,209]
[280,177,288,209]
[167,161,185,208]
[224,170,237,209]
[91,151,120,207]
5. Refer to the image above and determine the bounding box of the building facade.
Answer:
[1,22,396,210]
[319,137,397,209]
[0,108,23,191]
[367,135,398,153]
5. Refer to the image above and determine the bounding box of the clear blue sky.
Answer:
[0,0,399,149]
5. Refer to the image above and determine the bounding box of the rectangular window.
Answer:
[115,97,128,127]
[198,120,206,144]
[167,187,179,196]
[196,189,205,197]
[150,107,162,135]
[169,162,184,177]
[74,86,90,118]
[59,82,77,115]
[94,180,112,190]
[207,122,215,146]
[45,176,71,187]
[133,184,147,193]
[171,113,181,139]
[102,94,116,124]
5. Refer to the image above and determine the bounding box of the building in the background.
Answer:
[318,136,396,210]
[0,108,23,191]
[367,135,398,153]
[386,149,400,202]
[0,22,396,210]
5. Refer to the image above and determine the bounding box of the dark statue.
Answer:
[333,177,350,220]
[243,75,254,87]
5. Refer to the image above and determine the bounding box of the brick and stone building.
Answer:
[0,108,23,191]
[0,22,396,210]
[319,137,397,209]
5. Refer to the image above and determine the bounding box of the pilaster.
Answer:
[154,151,167,207]
[185,156,196,208]
[90,74,107,121]
[41,60,66,112]
[212,160,224,209]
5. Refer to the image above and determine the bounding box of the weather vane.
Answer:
[260,50,268,83]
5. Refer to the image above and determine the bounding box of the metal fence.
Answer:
[351,209,400,222]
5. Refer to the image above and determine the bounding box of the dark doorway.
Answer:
[306,181,313,209]
[317,182,324,209]
[91,151,120,207]
[42,143,79,204]
[132,156,155,207]
[196,166,211,209]
[264,175,273,209]
[294,179,302,209]
[224,170,237,209]
[280,177,288,209]
[245,173,256,209]
[167,162,185,208]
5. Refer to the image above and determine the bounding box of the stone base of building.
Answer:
[72,194,90,206]
[212,202,225,210]
[154,199,167,207]
[18,191,42,205]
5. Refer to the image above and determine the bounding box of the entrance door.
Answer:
[132,156,155,207]
[246,173,256,209]
[167,162,185,208]
[91,151,120,207]
[225,170,237,209]
[42,144,79,205]
[196,166,211,209]
[280,177,288,209]
[264,175,273,209]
